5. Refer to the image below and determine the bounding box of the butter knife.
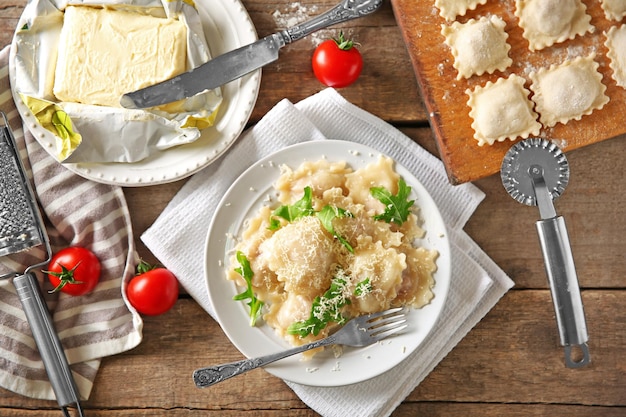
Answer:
[120,0,383,109]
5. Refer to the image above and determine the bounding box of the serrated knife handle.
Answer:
[279,0,384,44]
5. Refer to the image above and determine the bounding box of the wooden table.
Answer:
[1,0,624,415]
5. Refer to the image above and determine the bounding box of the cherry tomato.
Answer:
[127,260,179,316]
[45,247,101,296]
[312,31,363,88]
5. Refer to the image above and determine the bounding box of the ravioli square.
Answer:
[466,74,541,146]
[435,0,487,21]
[515,0,592,51]
[442,16,512,80]
[601,0,626,21]
[53,6,187,108]
[605,25,626,89]
[529,54,609,128]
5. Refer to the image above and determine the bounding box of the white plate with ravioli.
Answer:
[204,140,451,387]
[8,0,260,186]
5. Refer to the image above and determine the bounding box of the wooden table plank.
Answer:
[1,289,624,414]
[393,403,626,417]
[3,404,626,417]
[412,290,625,405]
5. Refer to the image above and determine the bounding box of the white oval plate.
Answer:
[204,140,451,387]
[8,0,260,186]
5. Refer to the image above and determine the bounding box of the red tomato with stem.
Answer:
[45,247,101,296]
[127,260,179,316]
[312,31,363,88]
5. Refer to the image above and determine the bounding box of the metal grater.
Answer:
[0,112,84,416]
[0,128,44,256]
[501,138,590,368]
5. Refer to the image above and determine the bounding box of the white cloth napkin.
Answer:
[142,88,514,416]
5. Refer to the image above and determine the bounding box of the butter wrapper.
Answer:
[12,0,222,163]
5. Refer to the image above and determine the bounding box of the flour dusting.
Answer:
[272,2,332,45]
[272,2,317,28]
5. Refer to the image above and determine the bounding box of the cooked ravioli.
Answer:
[275,160,351,204]
[259,215,336,295]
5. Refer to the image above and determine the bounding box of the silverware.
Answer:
[120,0,383,109]
[0,112,84,416]
[192,307,408,387]
[501,138,590,368]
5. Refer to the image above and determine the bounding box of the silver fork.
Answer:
[192,307,408,387]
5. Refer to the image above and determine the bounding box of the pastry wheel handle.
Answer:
[13,272,85,416]
[530,164,590,368]
[536,216,590,368]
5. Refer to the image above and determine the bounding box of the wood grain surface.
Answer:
[392,0,626,184]
[0,0,625,416]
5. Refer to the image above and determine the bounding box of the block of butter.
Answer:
[53,6,187,108]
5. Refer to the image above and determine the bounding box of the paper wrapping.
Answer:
[11,0,222,163]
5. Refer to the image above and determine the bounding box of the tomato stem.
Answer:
[334,30,354,51]
[43,261,84,293]
[136,259,159,275]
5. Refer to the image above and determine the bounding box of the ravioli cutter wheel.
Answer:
[501,138,590,368]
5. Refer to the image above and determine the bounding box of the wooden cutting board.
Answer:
[390,0,626,184]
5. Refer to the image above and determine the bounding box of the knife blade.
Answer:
[120,0,383,109]
[120,34,284,109]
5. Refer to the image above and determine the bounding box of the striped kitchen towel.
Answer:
[0,46,142,401]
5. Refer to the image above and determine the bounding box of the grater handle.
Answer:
[13,272,84,415]
[536,216,590,368]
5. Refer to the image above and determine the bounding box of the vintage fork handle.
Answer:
[279,0,383,44]
[193,335,337,388]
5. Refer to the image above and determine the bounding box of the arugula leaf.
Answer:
[287,275,351,338]
[371,178,414,225]
[354,278,372,297]
[316,205,354,253]
[269,186,315,230]
[268,188,355,253]
[233,251,264,326]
